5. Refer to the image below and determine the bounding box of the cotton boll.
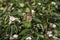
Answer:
[9,16,16,21]
[48,34,53,37]
[47,31,52,34]
[51,2,56,5]
[38,3,41,5]
[10,36,14,40]
[9,16,21,24]
[10,3,13,6]
[9,16,16,24]
[47,31,53,37]
[31,10,35,15]
[50,23,56,28]
[13,34,18,39]
[19,3,24,7]
[12,7,14,10]
[52,24,56,28]
[32,10,35,13]
[15,18,21,23]
[26,37,32,40]
[0,7,4,10]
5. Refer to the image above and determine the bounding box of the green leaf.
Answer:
[20,29,31,36]
[33,17,41,23]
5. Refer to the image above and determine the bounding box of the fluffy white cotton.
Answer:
[38,3,41,5]
[13,34,18,39]
[47,31,53,37]
[26,37,32,40]
[51,2,56,5]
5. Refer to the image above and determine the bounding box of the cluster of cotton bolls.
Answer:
[50,23,57,28]
[10,34,18,40]
[47,31,53,37]
[51,2,56,5]
[9,34,32,40]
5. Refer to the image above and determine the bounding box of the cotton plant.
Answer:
[0,0,60,40]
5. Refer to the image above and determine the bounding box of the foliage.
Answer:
[0,0,60,40]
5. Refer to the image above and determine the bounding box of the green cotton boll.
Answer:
[0,7,4,10]
[24,21,31,28]
[25,8,30,13]
[42,7,46,11]
[19,3,24,7]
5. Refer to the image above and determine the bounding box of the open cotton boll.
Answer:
[48,34,53,37]
[9,16,16,21]
[31,10,35,15]
[51,2,56,5]
[47,31,52,34]
[9,16,16,24]
[13,34,18,39]
[47,31,53,37]
[32,10,35,13]
[38,3,41,5]
[50,23,56,28]
[26,37,32,40]
[9,16,21,24]
[10,36,14,40]
[52,24,56,28]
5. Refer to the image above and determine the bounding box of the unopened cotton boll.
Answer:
[10,3,13,6]
[51,2,56,5]
[15,18,21,23]
[0,7,4,10]
[22,13,26,16]
[13,34,18,39]
[26,37,32,40]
